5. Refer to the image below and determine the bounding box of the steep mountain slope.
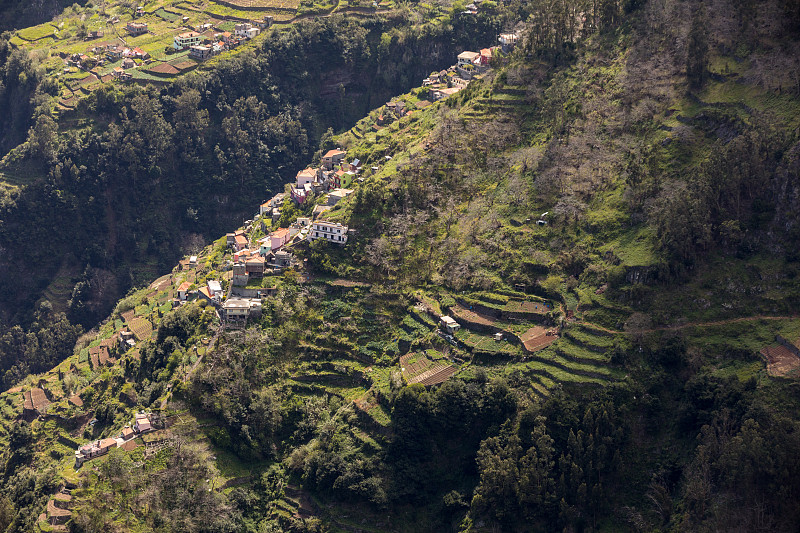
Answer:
[2,0,800,532]
[0,10,504,387]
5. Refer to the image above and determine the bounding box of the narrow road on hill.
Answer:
[582,314,799,335]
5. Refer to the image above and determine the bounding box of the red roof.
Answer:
[480,48,492,56]
[234,235,248,245]
[148,62,180,75]
[297,167,316,177]
[323,149,344,158]
[246,255,265,264]
[198,286,211,298]
[120,439,138,451]
[178,282,191,291]
[271,228,290,239]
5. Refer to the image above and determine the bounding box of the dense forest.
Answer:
[1,0,800,531]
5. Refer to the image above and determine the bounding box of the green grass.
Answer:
[154,7,179,20]
[524,361,611,386]
[555,338,611,364]
[17,24,57,41]
[457,330,521,355]
[367,404,391,426]
[602,226,658,266]
[532,346,615,377]
[710,360,764,383]
[701,71,800,132]
[683,319,800,356]
[564,326,616,350]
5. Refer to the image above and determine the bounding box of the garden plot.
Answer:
[457,330,521,356]
[520,326,558,352]
[399,352,456,386]
[129,317,154,341]
[451,304,496,328]
[760,343,800,378]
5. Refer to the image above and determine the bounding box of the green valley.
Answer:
[1,0,800,532]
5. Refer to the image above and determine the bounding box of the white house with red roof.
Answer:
[296,167,317,187]
[178,281,191,301]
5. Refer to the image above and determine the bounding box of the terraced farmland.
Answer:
[399,351,456,386]
[457,329,522,355]
[461,84,530,121]
[16,24,57,41]
[213,0,301,10]
[129,317,154,341]
[456,292,553,321]
[509,324,622,398]
[520,326,558,352]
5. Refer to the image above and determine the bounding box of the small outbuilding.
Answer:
[440,316,460,334]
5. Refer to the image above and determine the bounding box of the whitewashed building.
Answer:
[309,221,349,244]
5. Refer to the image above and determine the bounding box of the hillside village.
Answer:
[6,0,505,111]
[71,17,273,83]
[17,41,800,527]
[9,0,511,112]
[5,0,800,528]
[6,43,597,523]
[198,40,521,324]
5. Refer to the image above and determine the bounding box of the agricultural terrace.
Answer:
[9,0,400,109]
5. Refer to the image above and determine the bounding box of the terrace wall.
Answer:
[454,297,551,323]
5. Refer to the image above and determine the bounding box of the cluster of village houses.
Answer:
[169,20,272,62]
[184,38,522,322]
[168,147,356,324]
[423,32,517,101]
[69,139,453,467]
[65,15,274,81]
[74,412,153,466]
[67,38,524,464]
[288,148,361,215]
